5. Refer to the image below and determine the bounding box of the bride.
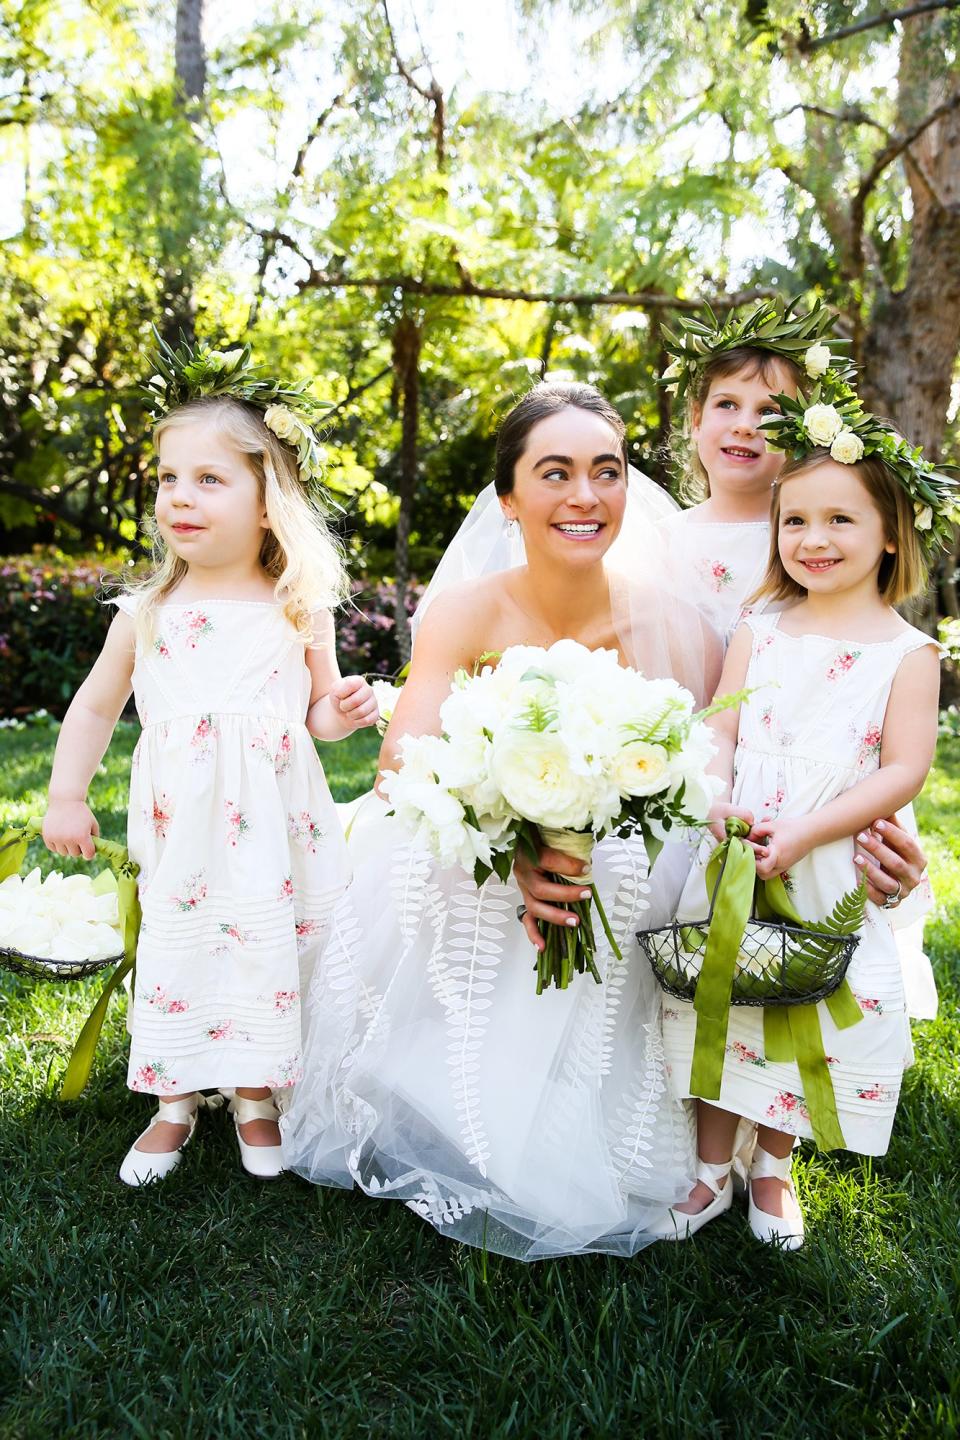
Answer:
[281,381,726,1259]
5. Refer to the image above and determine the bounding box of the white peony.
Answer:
[371,679,403,736]
[803,403,843,446]
[829,430,864,465]
[914,504,933,531]
[804,343,831,379]
[264,405,301,444]
[491,728,593,830]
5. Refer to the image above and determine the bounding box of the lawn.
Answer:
[1,718,958,1438]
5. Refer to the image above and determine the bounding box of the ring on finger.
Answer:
[881,879,903,910]
[516,904,527,922]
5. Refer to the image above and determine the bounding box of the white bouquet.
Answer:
[0,866,124,963]
[382,640,724,991]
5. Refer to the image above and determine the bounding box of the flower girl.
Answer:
[42,338,377,1186]
[655,303,935,999]
[659,379,954,1248]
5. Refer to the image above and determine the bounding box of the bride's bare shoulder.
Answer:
[413,575,512,660]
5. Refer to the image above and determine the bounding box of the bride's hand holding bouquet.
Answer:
[382,638,724,992]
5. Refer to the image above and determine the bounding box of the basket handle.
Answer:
[0,816,137,880]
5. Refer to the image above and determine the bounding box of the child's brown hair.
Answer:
[754,449,929,606]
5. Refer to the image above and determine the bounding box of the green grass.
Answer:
[1,719,958,1438]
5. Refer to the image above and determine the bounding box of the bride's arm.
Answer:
[375,588,484,793]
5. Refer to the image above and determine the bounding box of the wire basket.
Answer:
[0,819,137,983]
[637,842,861,1008]
[637,918,859,1007]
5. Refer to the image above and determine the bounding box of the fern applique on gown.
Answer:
[281,793,698,1260]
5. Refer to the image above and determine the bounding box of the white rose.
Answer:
[804,343,831,379]
[491,729,593,829]
[264,405,301,444]
[829,430,865,465]
[662,359,684,389]
[914,504,933,531]
[611,740,671,796]
[803,403,843,446]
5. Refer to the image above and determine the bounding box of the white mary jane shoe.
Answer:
[119,1093,202,1188]
[226,1091,284,1179]
[747,1145,805,1250]
[650,1158,735,1241]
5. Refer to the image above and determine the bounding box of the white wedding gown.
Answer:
[281,792,698,1259]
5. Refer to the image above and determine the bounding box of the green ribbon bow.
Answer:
[689,818,863,1151]
[0,817,139,1100]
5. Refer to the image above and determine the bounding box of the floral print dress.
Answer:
[112,596,350,1096]
[657,508,773,644]
[660,613,940,1155]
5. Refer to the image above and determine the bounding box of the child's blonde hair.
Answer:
[673,347,804,504]
[754,450,929,606]
[125,396,348,641]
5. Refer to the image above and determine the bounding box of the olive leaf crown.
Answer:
[143,327,329,487]
[761,373,959,562]
[659,298,856,402]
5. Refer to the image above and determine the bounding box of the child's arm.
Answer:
[754,643,941,880]
[704,622,755,841]
[305,610,378,741]
[43,613,136,860]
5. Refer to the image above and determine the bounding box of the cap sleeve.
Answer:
[105,592,138,619]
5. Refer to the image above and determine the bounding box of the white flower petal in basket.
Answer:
[6,917,57,953]
[21,867,44,892]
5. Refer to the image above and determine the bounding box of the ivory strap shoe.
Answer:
[650,1157,734,1241]
[747,1146,804,1250]
[227,1092,284,1179]
[119,1093,202,1187]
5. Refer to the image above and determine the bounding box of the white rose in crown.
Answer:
[662,359,684,389]
[264,405,301,444]
[830,430,865,464]
[914,503,933,531]
[804,343,831,379]
[803,403,844,446]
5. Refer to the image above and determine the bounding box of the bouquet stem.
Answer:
[534,874,623,993]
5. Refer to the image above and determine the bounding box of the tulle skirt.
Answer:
[281,795,697,1260]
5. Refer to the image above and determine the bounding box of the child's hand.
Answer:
[751,816,813,881]
[330,676,379,732]
[43,801,100,861]
[707,802,754,845]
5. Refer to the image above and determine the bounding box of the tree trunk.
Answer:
[175,0,206,114]
[860,11,960,619]
[392,314,422,666]
[160,0,206,348]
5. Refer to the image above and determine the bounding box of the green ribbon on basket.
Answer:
[688,818,863,1152]
[0,817,140,1101]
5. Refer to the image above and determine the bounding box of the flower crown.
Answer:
[659,298,855,402]
[761,376,959,561]
[143,328,329,487]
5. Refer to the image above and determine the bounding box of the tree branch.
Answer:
[293,267,773,311]
[772,102,888,134]
[381,0,444,169]
[850,88,960,271]
[794,0,960,52]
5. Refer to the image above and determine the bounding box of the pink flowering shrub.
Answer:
[337,580,424,676]
[0,548,135,717]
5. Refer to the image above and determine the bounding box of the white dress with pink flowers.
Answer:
[660,613,940,1155]
[113,596,350,1097]
[657,507,773,644]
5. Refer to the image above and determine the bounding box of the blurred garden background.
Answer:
[2,2,960,1436]
[2,0,960,708]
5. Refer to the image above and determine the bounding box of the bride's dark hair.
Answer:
[493,382,627,495]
